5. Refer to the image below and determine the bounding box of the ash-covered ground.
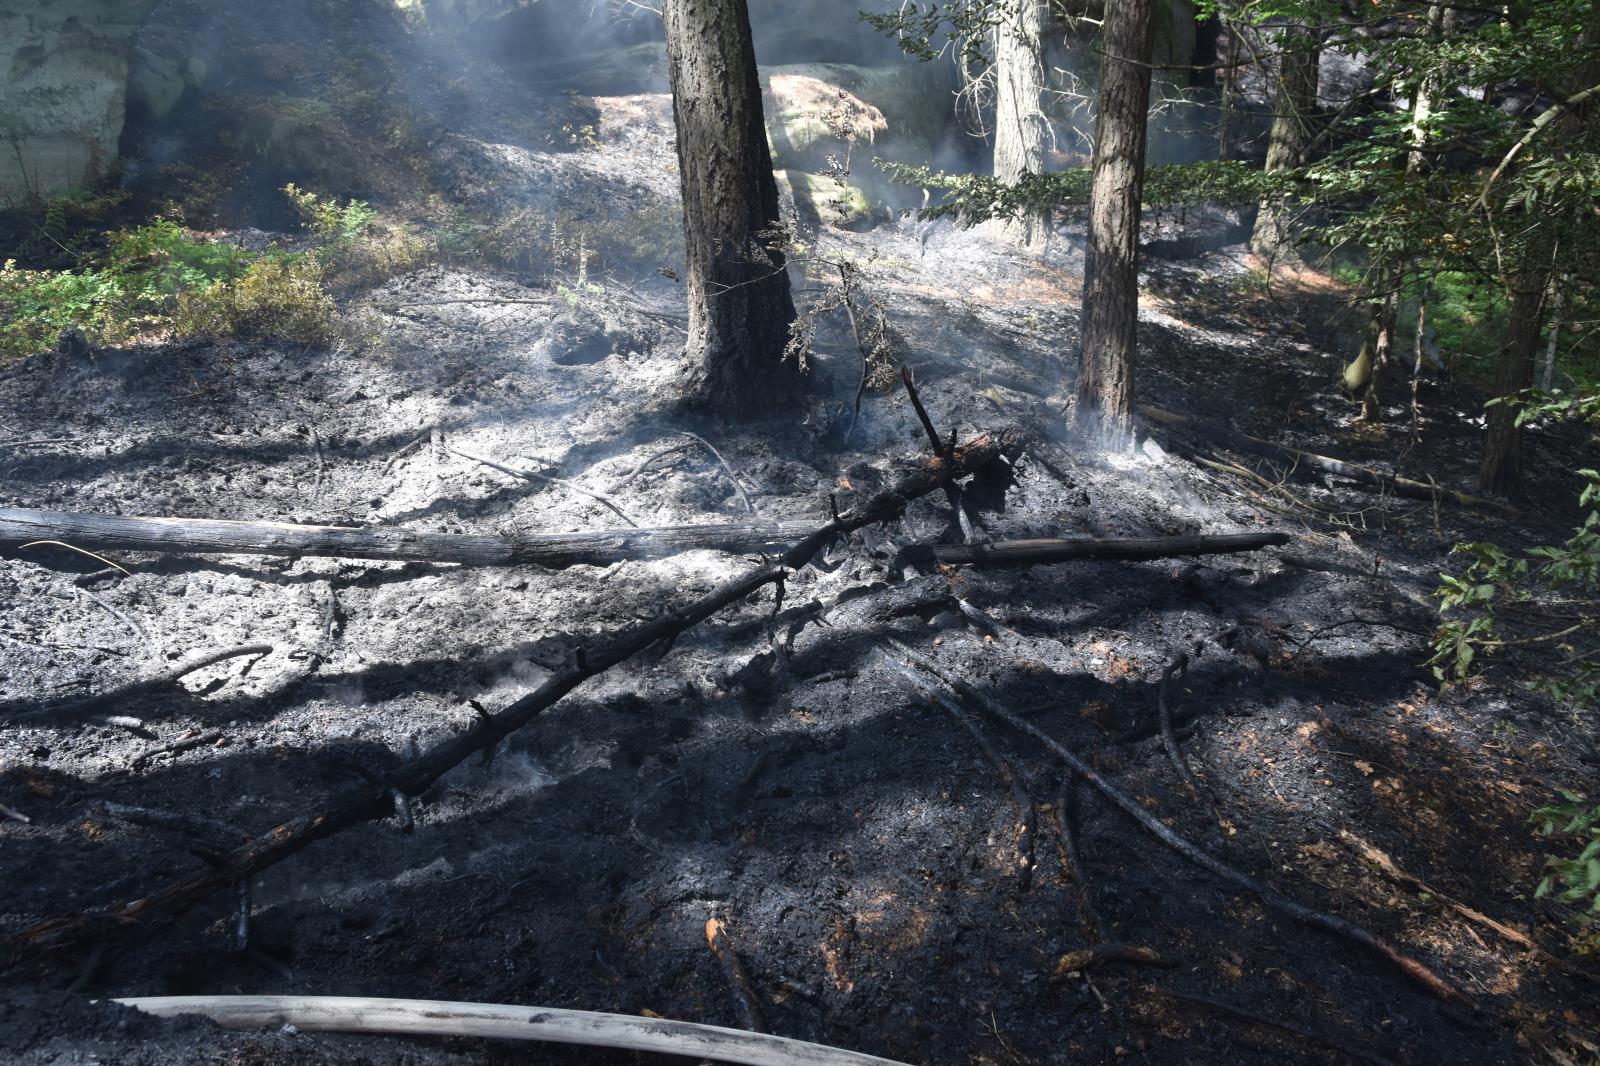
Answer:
[4,57,1599,1066]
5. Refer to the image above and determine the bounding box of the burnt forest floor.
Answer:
[4,80,1600,1066]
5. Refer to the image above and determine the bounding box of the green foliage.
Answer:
[284,183,376,242]
[1430,395,1600,697]
[282,183,430,290]
[0,261,123,360]
[174,251,334,344]
[102,219,253,316]
[861,0,1010,68]
[0,211,339,360]
[1531,791,1600,917]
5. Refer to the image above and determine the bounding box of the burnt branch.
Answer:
[888,642,1473,1008]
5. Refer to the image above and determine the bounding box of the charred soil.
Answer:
[3,52,1598,1066]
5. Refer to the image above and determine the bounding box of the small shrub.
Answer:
[0,261,122,359]
[1532,791,1600,926]
[284,183,430,288]
[284,183,376,242]
[174,252,334,344]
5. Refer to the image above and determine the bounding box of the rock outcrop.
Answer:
[0,0,162,205]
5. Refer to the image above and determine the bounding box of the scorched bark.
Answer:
[663,0,798,413]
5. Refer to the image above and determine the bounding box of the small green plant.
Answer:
[1532,791,1600,919]
[0,216,340,359]
[283,183,376,242]
[1430,393,1600,697]
[0,260,123,359]
[283,184,428,288]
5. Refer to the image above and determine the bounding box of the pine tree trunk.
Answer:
[1074,0,1156,448]
[992,0,1050,250]
[1249,20,1320,263]
[1478,280,1545,496]
[663,0,798,414]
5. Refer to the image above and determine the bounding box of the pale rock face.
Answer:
[0,0,161,205]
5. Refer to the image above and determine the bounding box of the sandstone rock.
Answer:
[0,0,162,204]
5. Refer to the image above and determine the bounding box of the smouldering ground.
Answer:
[4,95,1599,1066]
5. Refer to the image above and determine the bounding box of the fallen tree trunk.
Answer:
[8,429,1022,957]
[115,996,906,1066]
[1,509,1293,572]
[1139,405,1510,511]
[0,508,819,570]
[899,531,1289,569]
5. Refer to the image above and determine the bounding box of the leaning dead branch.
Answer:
[114,995,906,1066]
[8,644,273,724]
[899,366,974,541]
[1141,405,1510,511]
[889,644,1473,1008]
[9,429,1021,957]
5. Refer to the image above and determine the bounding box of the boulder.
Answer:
[780,170,880,231]
[0,0,162,204]
[127,44,208,123]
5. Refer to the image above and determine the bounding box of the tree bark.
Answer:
[663,0,798,414]
[1249,19,1320,262]
[1074,0,1156,448]
[1358,286,1398,423]
[1477,281,1544,496]
[992,0,1050,250]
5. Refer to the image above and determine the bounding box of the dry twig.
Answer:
[889,643,1472,1007]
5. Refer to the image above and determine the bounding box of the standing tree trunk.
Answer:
[1074,0,1156,448]
[663,0,798,413]
[1478,281,1545,495]
[1343,4,1448,413]
[1249,19,1320,263]
[992,0,1050,250]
